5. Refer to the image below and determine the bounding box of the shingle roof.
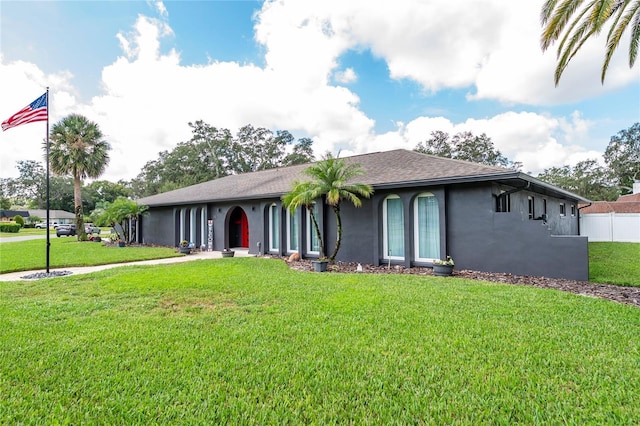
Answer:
[617,192,640,202]
[138,149,580,207]
[580,201,640,214]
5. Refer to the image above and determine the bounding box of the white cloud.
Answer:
[334,67,357,84]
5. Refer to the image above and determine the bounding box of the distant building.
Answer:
[0,210,29,221]
[27,209,75,225]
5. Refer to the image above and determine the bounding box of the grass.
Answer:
[0,238,180,273]
[589,242,640,286]
[0,227,55,237]
[1,258,639,423]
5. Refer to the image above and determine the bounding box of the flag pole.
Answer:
[45,87,50,273]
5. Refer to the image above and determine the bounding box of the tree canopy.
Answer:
[414,131,520,169]
[604,122,640,193]
[130,122,315,198]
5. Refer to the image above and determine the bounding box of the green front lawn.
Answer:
[1,258,638,423]
[0,238,180,273]
[589,242,640,286]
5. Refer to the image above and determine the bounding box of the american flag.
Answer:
[2,92,48,132]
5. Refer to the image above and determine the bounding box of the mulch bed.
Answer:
[276,257,640,309]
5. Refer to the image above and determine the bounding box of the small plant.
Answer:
[179,240,189,248]
[434,256,454,266]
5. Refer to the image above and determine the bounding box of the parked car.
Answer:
[35,222,58,229]
[85,224,101,234]
[56,224,76,237]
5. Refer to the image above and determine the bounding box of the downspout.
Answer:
[577,202,592,236]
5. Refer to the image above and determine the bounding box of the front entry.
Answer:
[228,207,249,248]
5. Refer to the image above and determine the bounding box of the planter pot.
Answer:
[433,264,454,277]
[93,237,102,242]
[117,242,125,247]
[179,247,191,254]
[221,251,235,258]
[312,260,329,272]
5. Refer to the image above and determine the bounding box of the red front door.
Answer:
[240,212,248,247]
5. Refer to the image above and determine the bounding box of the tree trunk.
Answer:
[329,204,342,262]
[74,174,87,241]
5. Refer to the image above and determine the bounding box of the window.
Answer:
[528,196,535,220]
[496,192,511,212]
[571,204,576,217]
[543,199,547,216]
[286,208,299,253]
[414,193,440,261]
[559,203,566,217]
[306,203,320,254]
[269,204,279,251]
[383,195,404,260]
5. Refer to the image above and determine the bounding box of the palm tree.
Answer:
[541,0,640,85]
[48,114,110,241]
[283,155,373,262]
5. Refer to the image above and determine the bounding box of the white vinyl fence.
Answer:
[580,213,640,242]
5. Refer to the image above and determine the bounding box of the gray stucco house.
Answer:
[137,149,589,280]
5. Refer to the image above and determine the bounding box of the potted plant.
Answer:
[312,257,329,272]
[178,240,191,254]
[433,256,454,276]
[221,248,235,258]
[116,238,125,247]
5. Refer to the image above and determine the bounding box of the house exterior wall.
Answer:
[140,181,588,281]
[448,184,588,280]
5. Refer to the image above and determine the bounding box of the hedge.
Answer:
[0,223,21,233]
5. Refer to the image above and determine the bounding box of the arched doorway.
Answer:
[228,207,249,248]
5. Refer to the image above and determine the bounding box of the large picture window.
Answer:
[383,195,404,260]
[269,204,279,251]
[306,203,320,254]
[414,193,440,261]
[287,208,299,253]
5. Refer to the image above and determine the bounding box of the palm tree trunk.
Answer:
[329,204,342,262]
[73,174,87,241]
[309,209,324,258]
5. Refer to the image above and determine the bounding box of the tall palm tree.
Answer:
[48,114,110,241]
[541,0,640,85]
[283,155,373,262]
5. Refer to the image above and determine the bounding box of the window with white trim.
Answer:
[383,195,404,260]
[528,196,535,220]
[269,204,279,251]
[571,204,576,217]
[559,203,566,217]
[414,193,440,262]
[286,208,299,253]
[306,203,320,254]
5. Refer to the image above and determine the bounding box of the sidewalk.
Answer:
[0,249,253,282]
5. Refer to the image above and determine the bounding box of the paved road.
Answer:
[0,234,50,243]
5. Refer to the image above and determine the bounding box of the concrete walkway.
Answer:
[0,249,253,282]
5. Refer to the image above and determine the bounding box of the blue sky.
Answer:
[1,0,638,182]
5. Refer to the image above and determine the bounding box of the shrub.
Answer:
[0,223,21,233]
[13,215,25,227]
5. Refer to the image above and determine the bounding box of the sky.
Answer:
[1,0,638,183]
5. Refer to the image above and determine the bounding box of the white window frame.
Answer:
[560,202,566,217]
[383,195,404,261]
[286,208,299,254]
[269,204,279,251]
[413,193,440,262]
[306,203,320,255]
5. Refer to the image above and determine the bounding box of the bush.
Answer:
[13,215,25,227]
[0,223,21,233]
